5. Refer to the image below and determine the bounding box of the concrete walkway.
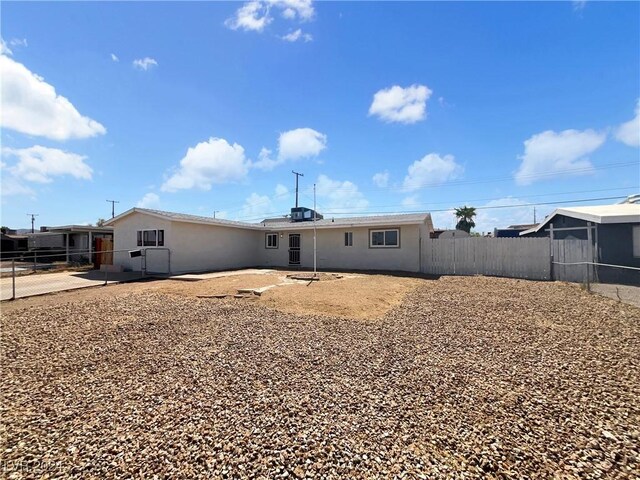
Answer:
[0,270,143,301]
[590,283,640,309]
[169,268,276,281]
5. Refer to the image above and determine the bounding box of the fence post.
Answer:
[33,251,37,272]
[12,259,16,300]
[585,262,591,292]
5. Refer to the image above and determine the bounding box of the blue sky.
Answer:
[1,0,639,232]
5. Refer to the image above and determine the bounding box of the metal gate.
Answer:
[288,234,301,266]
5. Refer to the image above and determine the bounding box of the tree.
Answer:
[454,206,476,233]
[96,218,106,227]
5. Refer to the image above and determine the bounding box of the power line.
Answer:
[209,160,638,216]
[229,191,636,223]
[319,195,629,216]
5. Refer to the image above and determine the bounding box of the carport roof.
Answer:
[520,203,640,235]
[106,208,432,231]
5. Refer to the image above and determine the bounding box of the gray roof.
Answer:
[261,213,431,230]
[520,203,640,235]
[108,208,265,230]
[107,208,431,231]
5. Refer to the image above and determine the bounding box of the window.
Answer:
[344,232,353,247]
[633,225,640,258]
[137,229,164,247]
[266,233,278,249]
[370,229,400,248]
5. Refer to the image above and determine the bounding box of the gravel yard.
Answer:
[1,275,639,478]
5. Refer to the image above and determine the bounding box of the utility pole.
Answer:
[106,199,120,219]
[26,213,39,233]
[533,206,537,224]
[292,171,304,208]
[313,183,317,277]
[213,211,218,219]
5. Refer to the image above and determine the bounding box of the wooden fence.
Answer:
[421,237,592,282]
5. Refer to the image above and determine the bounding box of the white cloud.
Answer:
[9,38,28,48]
[240,192,273,219]
[615,99,640,147]
[226,0,315,33]
[137,192,160,209]
[402,153,463,192]
[278,127,327,161]
[2,145,93,183]
[110,53,119,62]
[132,57,158,71]
[225,1,273,32]
[0,171,35,197]
[251,147,283,171]
[0,54,107,140]
[514,129,606,185]
[573,1,587,11]
[161,137,250,192]
[239,183,292,220]
[315,174,368,214]
[372,171,389,188]
[1,39,13,55]
[275,183,289,196]
[251,128,327,171]
[271,0,315,21]
[473,198,531,233]
[281,29,313,42]
[402,195,420,209]
[369,84,433,124]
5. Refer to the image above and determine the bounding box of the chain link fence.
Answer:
[0,248,161,301]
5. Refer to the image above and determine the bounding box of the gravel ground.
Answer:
[1,275,639,479]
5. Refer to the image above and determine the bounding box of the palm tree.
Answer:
[454,206,476,233]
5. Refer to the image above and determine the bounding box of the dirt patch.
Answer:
[260,274,422,319]
[156,273,289,297]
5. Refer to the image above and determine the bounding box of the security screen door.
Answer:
[288,234,301,265]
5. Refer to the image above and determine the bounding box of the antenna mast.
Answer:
[292,171,304,208]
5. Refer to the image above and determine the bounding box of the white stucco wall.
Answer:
[259,224,425,272]
[112,212,172,272]
[169,222,261,274]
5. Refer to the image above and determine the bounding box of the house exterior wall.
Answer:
[169,222,261,274]
[259,224,424,272]
[596,223,640,285]
[113,212,173,272]
[112,211,262,274]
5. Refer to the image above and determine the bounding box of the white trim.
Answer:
[370,228,400,248]
[265,233,278,249]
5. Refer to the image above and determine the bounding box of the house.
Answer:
[494,223,538,238]
[520,204,640,285]
[1,229,28,257]
[105,207,433,275]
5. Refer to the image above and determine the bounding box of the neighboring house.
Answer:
[430,229,470,239]
[106,207,434,275]
[520,204,640,284]
[28,225,114,263]
[1,229,28,257]
[494,223,538,238]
